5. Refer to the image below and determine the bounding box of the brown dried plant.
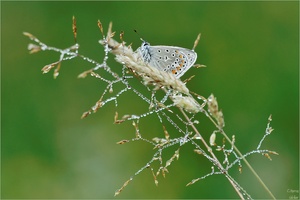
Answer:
[24,17,278,199]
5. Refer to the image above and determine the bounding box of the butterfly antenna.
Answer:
[134,29,146,42]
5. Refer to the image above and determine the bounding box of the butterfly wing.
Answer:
[147,46,197,78]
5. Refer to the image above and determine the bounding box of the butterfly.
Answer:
[137,40,197,78]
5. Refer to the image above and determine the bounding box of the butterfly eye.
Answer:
[142,42,149,47]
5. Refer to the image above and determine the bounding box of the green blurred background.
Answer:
[2,1,299,199]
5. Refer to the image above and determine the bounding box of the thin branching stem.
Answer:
[203,108,276,199]
[178,107,246,199]
[220,129,276,199]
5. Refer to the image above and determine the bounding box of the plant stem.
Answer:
[178,107,246,199]
[204,111,276,199]
[220,129,276,199]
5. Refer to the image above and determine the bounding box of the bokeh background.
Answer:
[2,1,299,199]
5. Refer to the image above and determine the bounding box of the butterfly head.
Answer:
[138,39,152,63]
